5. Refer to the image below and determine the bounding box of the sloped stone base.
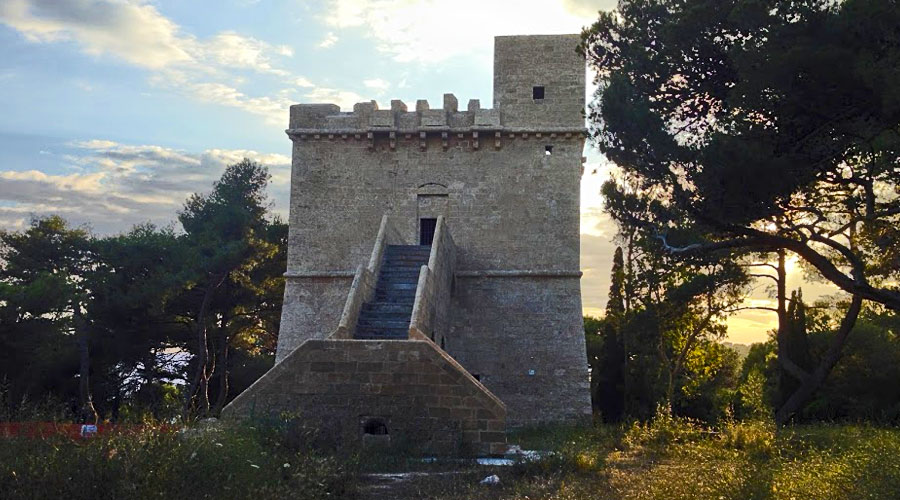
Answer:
[223,338,507,456]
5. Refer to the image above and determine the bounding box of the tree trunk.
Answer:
[74,311,98,425]
[212,338,229,415]
[775,249,790,407]
[183,274,226,421]
[775,295,863,426]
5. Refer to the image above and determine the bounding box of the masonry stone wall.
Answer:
[447,275,589,425]
[271,34,591,425]
[225,338,507,456]
[494,34,585,129]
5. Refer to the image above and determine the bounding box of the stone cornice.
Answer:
[284,269,583,279]
[456,270,583,278]
[286,126,586,140]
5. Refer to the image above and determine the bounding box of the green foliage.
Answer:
[0,159,286,423]
[0,422,354,500]
[594,247,627,422]
[622,405,707,450]
[736,368,772,422]
[174,159,284,418]
[778,289,814,407]
[2,420,899,499]
[584,238,747,423]
[741,302,900,422]
[583,0,900,427]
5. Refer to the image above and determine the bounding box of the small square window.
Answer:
[533,86,545,100]
[545,145,553,155]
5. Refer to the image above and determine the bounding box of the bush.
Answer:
[622,405,706,450]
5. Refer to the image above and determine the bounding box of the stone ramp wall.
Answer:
[223,338,506,456]
[410,215,456,348]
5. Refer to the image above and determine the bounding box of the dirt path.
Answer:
[358,470,501,500]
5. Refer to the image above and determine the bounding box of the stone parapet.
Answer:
[287,96,583,138]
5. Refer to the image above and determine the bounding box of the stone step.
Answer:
[376,277,419,288]
[382,259,429,266]
[354,326,408,339]
[384,251,431,258]
[352,243,428,339]
[377,272,421,278]
[386,244,431,252]
[379,268,425,275]
[362,303,414,314]
[373,299,414,306]
[374,290,416,299]
[356,319,410,329]
[376,282,418,291]
[373,298,415,305]
[357,313,411,324]
[378,269,422,276]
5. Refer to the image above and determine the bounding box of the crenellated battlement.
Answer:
[287,93,584,138]
[288,93,507,132]
[286,92,586,152]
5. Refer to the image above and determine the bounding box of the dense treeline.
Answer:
[0,159,285,423]
[585,258,900,424]
[581,0,900,426]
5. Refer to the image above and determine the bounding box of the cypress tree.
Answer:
[780,289,813,409]
[595,247,627,421]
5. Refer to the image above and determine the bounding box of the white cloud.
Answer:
[0,140,291,234]
[185,82,292,124]
[303,87,366,110]
[317,31,338,48]
[73,79,94,92]
[198,31,293,76]
[320,0,603,63]
[561,0,616,18]
[0,0,302,125]
[294,77,315,87]
[0,0,192,69]
[0,1,294,75]
[363,78,390,91]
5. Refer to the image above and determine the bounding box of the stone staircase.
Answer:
[355,245,431,339]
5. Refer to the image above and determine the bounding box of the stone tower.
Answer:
[225,34,591,454]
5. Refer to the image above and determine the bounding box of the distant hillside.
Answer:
[722,341,752,360]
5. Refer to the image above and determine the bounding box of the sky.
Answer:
[0,0,836,344]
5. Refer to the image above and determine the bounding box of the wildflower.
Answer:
[283,463,290,468]
[215,442,223,447]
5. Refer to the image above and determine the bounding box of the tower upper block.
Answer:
[493,34,585,128]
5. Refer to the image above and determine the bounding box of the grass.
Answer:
[1,416,899,499]
[0,420,355,500]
